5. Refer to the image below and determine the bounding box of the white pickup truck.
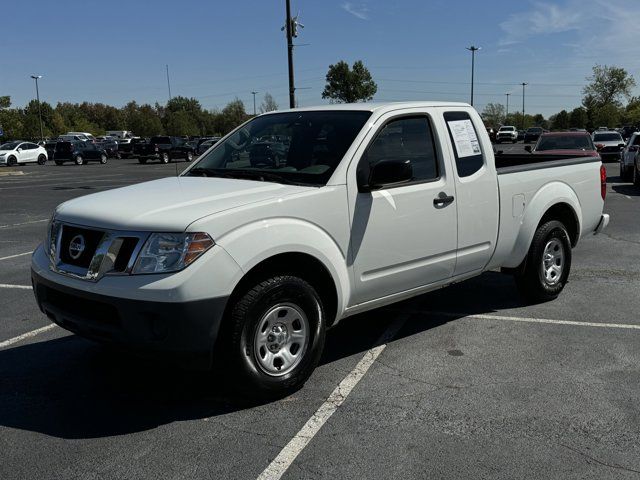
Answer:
[32,102,609,396]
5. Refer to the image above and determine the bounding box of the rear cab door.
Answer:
[346,106,459,306]
[437,107,499,276]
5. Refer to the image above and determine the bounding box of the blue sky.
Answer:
[2,0,639,116]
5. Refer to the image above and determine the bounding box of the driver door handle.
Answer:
[433,193,455,207]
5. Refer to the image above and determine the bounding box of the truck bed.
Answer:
[494,153,600,173]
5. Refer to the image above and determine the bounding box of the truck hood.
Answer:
[55,176,309,231]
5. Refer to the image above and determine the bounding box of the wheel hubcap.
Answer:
[542,239,564,285]
[254,303,309,376]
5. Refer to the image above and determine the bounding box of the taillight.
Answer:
[600,164,606,200]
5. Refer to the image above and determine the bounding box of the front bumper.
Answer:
[32,268,228,368]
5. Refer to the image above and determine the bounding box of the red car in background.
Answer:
[526,131,600,157]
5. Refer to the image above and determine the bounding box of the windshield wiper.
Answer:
[186,167,305,186]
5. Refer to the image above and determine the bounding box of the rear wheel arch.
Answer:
[538,202,580,247]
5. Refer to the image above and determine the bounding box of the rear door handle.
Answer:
[433,193,455,207]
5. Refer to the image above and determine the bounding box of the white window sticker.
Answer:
[448,120,481,158]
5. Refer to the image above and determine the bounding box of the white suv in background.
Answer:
[496,125,518,143]
[0,140,48,166]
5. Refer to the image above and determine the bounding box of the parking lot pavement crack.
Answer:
[600,232,640,246]
[560,443,640,475]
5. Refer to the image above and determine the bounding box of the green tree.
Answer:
[322,60,377,103]
[481,103,505,127]
[165,110,199,136]
[568,107,587,128]
[550,110,569,130]
[583,65,636,107]
[220,98,249,133]
[0,96,11,109]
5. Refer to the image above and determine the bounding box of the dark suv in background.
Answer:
[53,141,108,165]
[133,136,196,164]
[524,127,544,143]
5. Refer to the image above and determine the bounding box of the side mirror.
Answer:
[16,147,22,152]
[524,145,532,153]
[359,159,413,193]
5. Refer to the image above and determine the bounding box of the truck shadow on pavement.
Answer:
[612,184,640,196]
[0,272,523,440]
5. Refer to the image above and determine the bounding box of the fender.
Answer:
[215,218,351,321]
[503,181,582,268]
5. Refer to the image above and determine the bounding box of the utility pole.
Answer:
[466,46,480,106]
[251,91,258,115]
[521,82,528,130]
[166,64,172,101]
[30,75,44,142]
[285,0,295,108]
[505,93,510,121]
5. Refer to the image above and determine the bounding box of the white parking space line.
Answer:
[0,284,32,290]
[0,324,57,350]
[0,251,31,261]
[0,219,48,229]
[423,311,640,331]
[257,315,409,480]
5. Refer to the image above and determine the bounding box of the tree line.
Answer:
[0,93,279,141]
[481,65,638,131]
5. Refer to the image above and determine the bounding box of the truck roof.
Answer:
[262,101,471,115]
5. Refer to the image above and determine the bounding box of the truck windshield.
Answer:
[536,135,593,151]
[187,110,371,186]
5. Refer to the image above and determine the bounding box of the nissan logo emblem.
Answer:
[68,235,86,260]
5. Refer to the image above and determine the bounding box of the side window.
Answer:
[443,111,484,177]
[362,116,439,183]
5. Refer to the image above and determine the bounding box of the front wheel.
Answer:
[100,154,107,164]
[37,154,47,165]
[514,220,572,303]
[186,151,194,162]
[75,155,84,165]
[7,156,17,167]
[221,275,326,398]
[160,152,170,164]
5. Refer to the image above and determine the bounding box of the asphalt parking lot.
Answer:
[1,151,639,479]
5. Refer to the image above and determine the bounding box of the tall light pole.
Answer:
[521,82,528,129]
[466,46,480,106]
[30,75,44,142]
[251,91,259,115]
[166,65,172,101]
[505,93,510,121]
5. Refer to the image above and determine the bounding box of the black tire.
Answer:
[138,158,147,165]
[37,154,47,165]
[633,162,640,187]
[7,156,17,167]
[75,155,84,166]
[512,139,517,144]
[221,275,326,398]
[160,152,170,164]
[186,151,194,162]
[100,154,107,164]
[514,220,572,304]
[55,160,63,166]
[621,164,632,182]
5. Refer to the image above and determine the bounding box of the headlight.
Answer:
[132,232,214,274]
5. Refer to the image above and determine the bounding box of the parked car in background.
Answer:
[619,126,638,141]
[0,140,48,166]
[117,137,145,159]
[53,141,108,165]
[517,130,526,140]
[44,140,58,161]
[133,136,195,164]
[592,131,625,162]
[524,127,544,143]
[58,134,87,142]
[66,132,96,143]
[106,130,134,139]
[97,138,120,159]
[526,132,598,157]
[486,127,496,142]
[496,125,518,144]
[197,137,221,155]
[620,131,640,180]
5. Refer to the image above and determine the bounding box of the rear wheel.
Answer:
[514,220,572,303]
[186,151,194,162]
[100,154,107,164]
[37,154,47,165]
[220,275,326,398]
[161,152,170,164]
[621,164,632,181]
[75,155,84,166]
